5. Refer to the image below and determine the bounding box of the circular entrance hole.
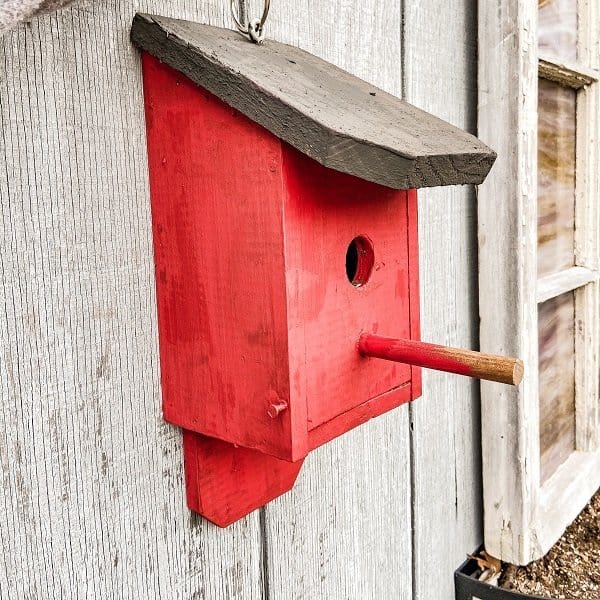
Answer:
[345,236,375,287]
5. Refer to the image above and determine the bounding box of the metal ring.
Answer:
[230,0,248,33]
[259,0,270,28]
[230,0,270,37]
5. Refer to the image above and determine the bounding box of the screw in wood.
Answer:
[267,400,288,418]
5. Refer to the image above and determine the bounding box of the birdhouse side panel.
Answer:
[141,54,298,460]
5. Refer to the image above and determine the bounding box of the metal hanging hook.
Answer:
[231,0,270,44]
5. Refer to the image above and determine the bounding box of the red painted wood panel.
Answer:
[282,150,413,429]
[142,54,301,460]
[183,430,303,527]
[308,383,412,450]
[407,189,422,399]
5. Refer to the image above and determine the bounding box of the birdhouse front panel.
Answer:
[281,149,418,433]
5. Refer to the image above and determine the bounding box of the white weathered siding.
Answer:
[0,1,480,597]
[262,5,413,599]
[405,1,483,598]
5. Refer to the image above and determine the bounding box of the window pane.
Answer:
[537,78,576,277]
[538,0,578,62]
[538,292,576,483]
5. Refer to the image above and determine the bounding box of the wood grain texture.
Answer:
[0,0,484,597]
[573,0,600,455]
[280,149,415,432]
[183,431,303,528]
[405,0,485,597]
[538,57,599,89]
[537,266,598,303]
[0,0,76,35]
[478,0,541,565]
[0,2,265,598]
[264,413,413,600]
[141,53,300,461]
[130,13,496,191]
[534,449,600,552]
[479,0,600,564]
[259,3,413,598]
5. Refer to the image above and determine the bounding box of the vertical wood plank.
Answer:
[478,0,543,565]
[0,2,264,598]
[261,3,413,599]
[404,1,483,597]
[574,0,600,453]
[263,416,412,600]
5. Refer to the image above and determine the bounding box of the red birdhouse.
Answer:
[131,14,519,527]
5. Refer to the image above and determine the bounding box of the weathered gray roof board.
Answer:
[131,13,496,190]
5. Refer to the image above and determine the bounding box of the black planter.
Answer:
[455,554,553,600]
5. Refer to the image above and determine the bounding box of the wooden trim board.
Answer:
[538,57,599,89]
[536,266,597,303]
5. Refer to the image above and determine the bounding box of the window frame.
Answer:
[478,0,600,564]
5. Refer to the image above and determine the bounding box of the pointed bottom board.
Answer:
[183,431,304,527]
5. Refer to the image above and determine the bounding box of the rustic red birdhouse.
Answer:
[131,14,520,527]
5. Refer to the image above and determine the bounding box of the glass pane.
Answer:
[538,292,576,483]
[537,78,576,277]
[538,0,578,62]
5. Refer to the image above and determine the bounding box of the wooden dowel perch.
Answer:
[358,334,524,386]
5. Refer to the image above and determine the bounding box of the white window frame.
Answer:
[478,0,600,564]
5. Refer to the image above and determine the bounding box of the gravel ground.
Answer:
[499,489,600,599]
